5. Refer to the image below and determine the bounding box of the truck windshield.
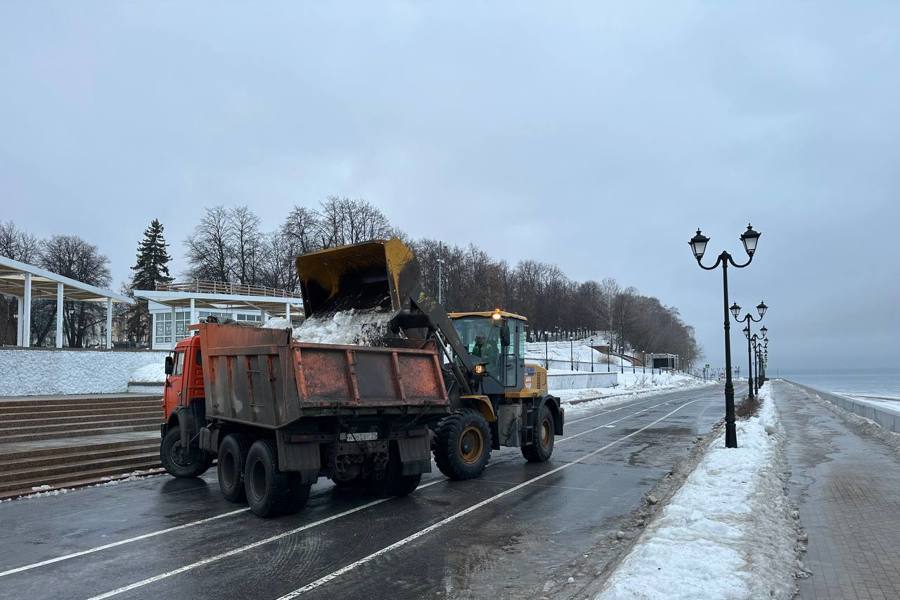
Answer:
[452,317,502,377]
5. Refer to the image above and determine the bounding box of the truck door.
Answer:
[164,350,187,417]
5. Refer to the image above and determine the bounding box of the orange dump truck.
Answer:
[160,322,447,517]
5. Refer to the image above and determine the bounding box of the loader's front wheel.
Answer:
[244,439,311,518]
[434,409,492,480]
[521,403,555,463]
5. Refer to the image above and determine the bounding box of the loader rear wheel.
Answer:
[244,439,311,518]
[434,409,492,480]
[522,404,555,463]
[161,427,211,478]
[218,433,252,503]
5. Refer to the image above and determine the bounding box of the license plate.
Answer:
[340,431,378,442]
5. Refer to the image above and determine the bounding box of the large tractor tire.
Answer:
[244,439,311,518]
[433,409,492,480]
[218,433,252,503]
[160,427,212,478]
[522,403,555,463]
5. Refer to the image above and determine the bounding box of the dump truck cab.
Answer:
[160,334,211,478]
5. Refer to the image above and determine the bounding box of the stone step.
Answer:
[0,395,162,409]
[0,417,161,437]
[0,441,158,472]
[0,423,160,443]
[0,461,164,498]
[0,435,159,462]
[0,451,161,485]
[0,399,162,414]
[0,406,162,420]
[0,410,161,427]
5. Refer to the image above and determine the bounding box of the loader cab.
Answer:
[449,310,527,392]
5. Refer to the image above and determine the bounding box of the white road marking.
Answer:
[0,508,250,579]
[5,389,710,588]
[276,400,700,598]
[83,478,446,600]
[80,396,702,599]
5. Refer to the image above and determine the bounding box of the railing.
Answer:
[155,279,299,298]
[529,357,677,375]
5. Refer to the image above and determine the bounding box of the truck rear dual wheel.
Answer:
[218,433,252,503]
[244,439,311,518]
[160,427,212,478]
[434,409,492,480]
[521,404,555,463]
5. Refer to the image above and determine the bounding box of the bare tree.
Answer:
[230,206,263,286]
[185,206,233,283]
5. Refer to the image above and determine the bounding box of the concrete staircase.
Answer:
[0,394,164,500]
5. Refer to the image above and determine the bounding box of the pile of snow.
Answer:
[129,362,165,383]
[262,317,293,330]
[597,385,796,600]
[559,373,713,418]
[277,309,393,345]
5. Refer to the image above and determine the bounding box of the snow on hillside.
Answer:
[558,372,713,417]
[525,340,633,368]
[597,385,796,600]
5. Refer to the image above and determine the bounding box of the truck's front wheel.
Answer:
[160,427,211,478]
[244,439,311,518]
[433,409,492,480]
[521,403,555,463]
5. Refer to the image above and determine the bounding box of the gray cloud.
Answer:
[2,1,898,369]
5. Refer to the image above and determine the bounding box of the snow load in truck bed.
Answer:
[264,308,393,345]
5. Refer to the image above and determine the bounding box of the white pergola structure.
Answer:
[0,255,134,349]
[133,285,304,348]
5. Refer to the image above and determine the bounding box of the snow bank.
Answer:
[525,340,633,370]
[597,386,796,600]
[129,362,165,383]
[0,349,169,396]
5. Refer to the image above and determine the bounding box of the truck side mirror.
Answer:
[500,323,510,347]
[164,356,174,375]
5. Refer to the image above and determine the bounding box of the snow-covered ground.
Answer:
[558,372,713,418]
[597,385,796,600]
[525,340,634,369]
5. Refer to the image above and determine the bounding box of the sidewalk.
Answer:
[775,380,900,600]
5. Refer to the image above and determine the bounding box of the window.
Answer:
[236,313,262,322]
[155,313,173,345]
[173,351,185,376]
[175,311,190,341]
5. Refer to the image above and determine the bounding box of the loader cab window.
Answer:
[452,317,502,379]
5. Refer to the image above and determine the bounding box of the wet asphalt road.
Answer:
[0,384,735,600]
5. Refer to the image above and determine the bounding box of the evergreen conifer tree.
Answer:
[126,219,173,344]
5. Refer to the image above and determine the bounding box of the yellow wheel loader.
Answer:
[296,239,564,480]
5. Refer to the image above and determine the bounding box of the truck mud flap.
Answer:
[276,431,321,484]
[396,435,431,476]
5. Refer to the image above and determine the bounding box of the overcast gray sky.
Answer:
[2,2,898,370]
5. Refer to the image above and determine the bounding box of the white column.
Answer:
[56,282,64,348]
[15,295,23,346]
[22,274,32,348]
[285,302,291,321]
[106,298,113,349]
[189,298,197,326]
[171,306,176,348]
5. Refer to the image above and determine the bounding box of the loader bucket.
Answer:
[296,239,421,318]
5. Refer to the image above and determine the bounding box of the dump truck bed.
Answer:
[195,322,448,429]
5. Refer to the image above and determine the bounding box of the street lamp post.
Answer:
[751,334,760,396]
[730,301,767,400]
[544,331,549,369]
[758,328,768,388]
[569,335,574,371]
[436,257,445,305]
[590,337,595,372]
[689,223,761,449]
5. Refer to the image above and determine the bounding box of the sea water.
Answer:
[778,368,900,399]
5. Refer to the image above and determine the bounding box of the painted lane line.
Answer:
[83,477,446,600]
[557,398,682,445]
[8,394,695,581]
[81,398,691,599]
[276,400,701,598]
[0,508,250,579]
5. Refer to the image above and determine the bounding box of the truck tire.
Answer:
[521,403,555,463]
[385,472,422,496]
[433,409,492,480]
[218,433,252,503]
[160,427,211,478]
[244,439,311,518]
